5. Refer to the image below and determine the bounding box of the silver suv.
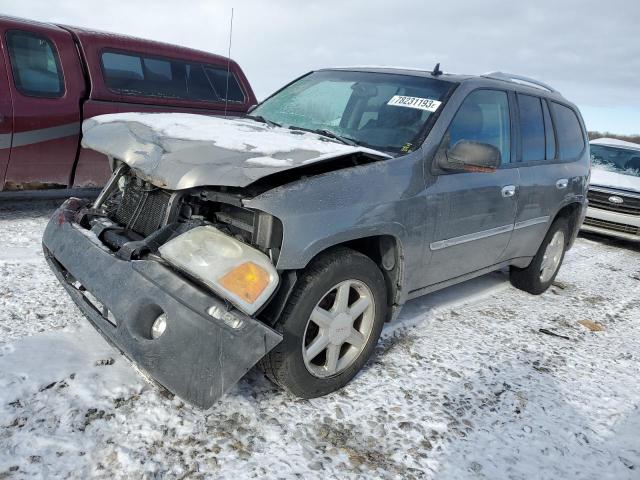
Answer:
[583,138,640,240]
[43,67,590,408]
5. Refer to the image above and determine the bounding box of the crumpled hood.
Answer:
[82,112,390,189]
[590,168,640,194]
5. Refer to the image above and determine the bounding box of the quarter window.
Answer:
[517,94,545,162]
[448,89,511,164]
[550,102,584,160]
[101,51,245,103]
[6,30,64,98]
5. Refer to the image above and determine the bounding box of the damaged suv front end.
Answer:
[43,168,288,408]
[43,68,457,408]
[41,110,398,408]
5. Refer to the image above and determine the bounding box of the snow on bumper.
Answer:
[42,198,282,409]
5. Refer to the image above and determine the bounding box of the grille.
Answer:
[583,217,640,235]
[113,178,172,236]
[587,189,640,216]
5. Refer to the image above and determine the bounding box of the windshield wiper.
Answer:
[288,126,359,147]
[246,115,281,128]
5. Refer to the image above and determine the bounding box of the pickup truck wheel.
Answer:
[261,247,387,399]
[509,217,569,295]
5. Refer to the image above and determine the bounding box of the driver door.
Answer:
[422,89,519,286]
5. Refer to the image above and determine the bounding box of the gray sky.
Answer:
[3,0,639,134]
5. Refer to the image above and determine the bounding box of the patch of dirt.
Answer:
[578,320,605,332]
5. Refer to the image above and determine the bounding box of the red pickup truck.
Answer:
[0,15,257,191]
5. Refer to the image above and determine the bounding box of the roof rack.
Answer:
[481,71,558,94]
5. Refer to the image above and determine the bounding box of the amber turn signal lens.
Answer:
[218,262,270,304]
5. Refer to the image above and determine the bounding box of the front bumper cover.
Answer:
[42,198,282,409]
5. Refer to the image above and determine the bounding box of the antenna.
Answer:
[431,62,443,76]
[224,7,234,117]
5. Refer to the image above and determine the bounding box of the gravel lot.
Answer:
[1,198,639,479]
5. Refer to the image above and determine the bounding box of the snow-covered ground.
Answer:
[1,198,639,479]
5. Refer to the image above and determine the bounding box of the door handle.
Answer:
[501,185,516,198]
[556,178,569,189]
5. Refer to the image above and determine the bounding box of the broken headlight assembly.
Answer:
[158,226,279,315]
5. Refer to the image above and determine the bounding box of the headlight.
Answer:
[158,226,279,315]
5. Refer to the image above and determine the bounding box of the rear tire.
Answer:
[261,247,387,399]
[510,217,569,295]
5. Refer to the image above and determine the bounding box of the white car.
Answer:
[582,138,640,241]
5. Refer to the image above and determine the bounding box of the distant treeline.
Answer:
[588,131,640,144]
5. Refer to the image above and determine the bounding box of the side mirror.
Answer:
[437,140,501,172]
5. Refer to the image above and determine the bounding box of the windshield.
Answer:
[251,70,454,154]
[591,144,640,177]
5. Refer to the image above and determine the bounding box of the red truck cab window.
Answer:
[100,50,245,104]
[6,30,65,98]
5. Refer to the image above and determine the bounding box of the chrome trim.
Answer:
[514,216,550,230]
[589,186,640,200]
[9,122,80,148]
[430,224,514,251]
[501,185,516,198]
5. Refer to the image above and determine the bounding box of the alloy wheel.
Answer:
[540,230,565,283]
[302,279,376,378]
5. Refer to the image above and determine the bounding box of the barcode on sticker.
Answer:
[387,95,441,112]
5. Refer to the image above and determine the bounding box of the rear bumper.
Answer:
[581,205,640,242]
[42,198,282,409]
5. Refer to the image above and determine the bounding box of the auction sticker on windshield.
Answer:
[387,95,441,112]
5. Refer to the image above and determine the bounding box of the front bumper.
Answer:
[581,205,640,242]
[42,199,282,409]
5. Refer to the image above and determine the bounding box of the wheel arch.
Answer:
[261,233,406,326]
[299,233,406,320]
[339,235,405,318]
[551,201,585,249]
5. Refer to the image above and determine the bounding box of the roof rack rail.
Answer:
[481,71,558,94]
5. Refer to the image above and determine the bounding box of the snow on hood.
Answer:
[81,113,390,189]
[590,137,640,151]
[590,168,640,194]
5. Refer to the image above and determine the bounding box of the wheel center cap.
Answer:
[330,313,352,343]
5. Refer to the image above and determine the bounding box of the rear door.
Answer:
[1,22,84,190]
[0,35,13,189]
[422,89,519,286]
[503,95,587,260]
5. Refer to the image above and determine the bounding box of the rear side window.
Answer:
[6,30,64,98]
[517,94,545,162]
[101,50,245,103]
[448,89,511,164]
[184,64,214,101]
[102,52,144,83]
[550,102,585,160]
[204,66,245,102]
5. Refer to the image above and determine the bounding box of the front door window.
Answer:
[447,89,511,164]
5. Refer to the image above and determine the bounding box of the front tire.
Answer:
[261,247,387,399]
[510,217,569,295]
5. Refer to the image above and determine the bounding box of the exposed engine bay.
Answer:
[77,164,283,265]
